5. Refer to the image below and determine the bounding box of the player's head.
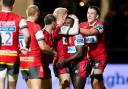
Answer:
[2,0,15,7]
[87,6,100,23]
[26,5,40,19]
[44,14,57,29]
[64,16,74,27]
[53,7,68,20]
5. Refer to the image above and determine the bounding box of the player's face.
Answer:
[64,18,74,27]
[87,8,98,23]
[35,11,40,20]
[62,13,67,20]
[64,19,72,26]
[52,21,57,29]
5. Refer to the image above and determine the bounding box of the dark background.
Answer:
[34,0,128,64]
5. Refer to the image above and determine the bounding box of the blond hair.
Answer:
[26,5,39,17]
[53,7,68,18]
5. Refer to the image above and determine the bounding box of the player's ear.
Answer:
[96,15,99,19]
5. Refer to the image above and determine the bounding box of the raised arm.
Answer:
[68,14,79,35]
[59,14,79,35]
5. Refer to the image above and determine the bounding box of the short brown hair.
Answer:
[44,14,56,25]
[88,6,100,15]
[3,0,15,6]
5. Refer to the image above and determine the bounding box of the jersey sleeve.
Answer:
[35,30,45,41]
[59,26,70,35]
[19,19,28,29]
[95,22,104,34]
[68,19,79,35]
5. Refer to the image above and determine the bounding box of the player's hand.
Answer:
[20,47,29,55]
[68,14,79,22]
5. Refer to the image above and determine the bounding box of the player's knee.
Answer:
[91,74,103,82]
[61,80,70,89]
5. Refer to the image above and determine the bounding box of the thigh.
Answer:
[0,64,7,78]
[92,60,107,74]
[30,79,42,89]
[29,65,45,79]
[0,64,7,89]
[58,73,71,89]
[54,66,69,77]
[0,77,5,89]
[73,75,86,89]
[7,62,19,82]
[26,79,32,89]
[70,62,87,89]
[71,61,87,78]
[42,79,52,89]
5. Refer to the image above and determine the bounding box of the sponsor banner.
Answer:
[15,64,128,89]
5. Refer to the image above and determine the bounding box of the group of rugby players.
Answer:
[0,0,107,89]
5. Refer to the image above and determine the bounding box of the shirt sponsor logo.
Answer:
[0,50,17,56]
[0,21,16,32]
[20,56,34,61]
[0,21,15,26]
[85,36,97,43]
[75,35,84,45]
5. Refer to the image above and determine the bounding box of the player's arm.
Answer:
[56,45,85,69]
[59,14,79,35]
[80,23,104,36]
[68,14,79,35]
[38,40,57,56]
[80,28,98,36]
[20,19,31,49]
[56,35,85,68]
[35,30,57,56]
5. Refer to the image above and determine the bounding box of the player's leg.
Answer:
[0,78,5,89]
[42,79,52,89]
[30,79,42,89]
[28,67,42,89]
[29,65,52,89]
[70,61,87,89]
[58,73,70,89]
[26,79,32,89]
[7,62,19,89]
[8,81,17,89]
[41,66,52,89]
[0,64,7,89]
[91,70,106,89]
[91,60,106,89]
[55,66,71,89]
[71,75,86,89]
